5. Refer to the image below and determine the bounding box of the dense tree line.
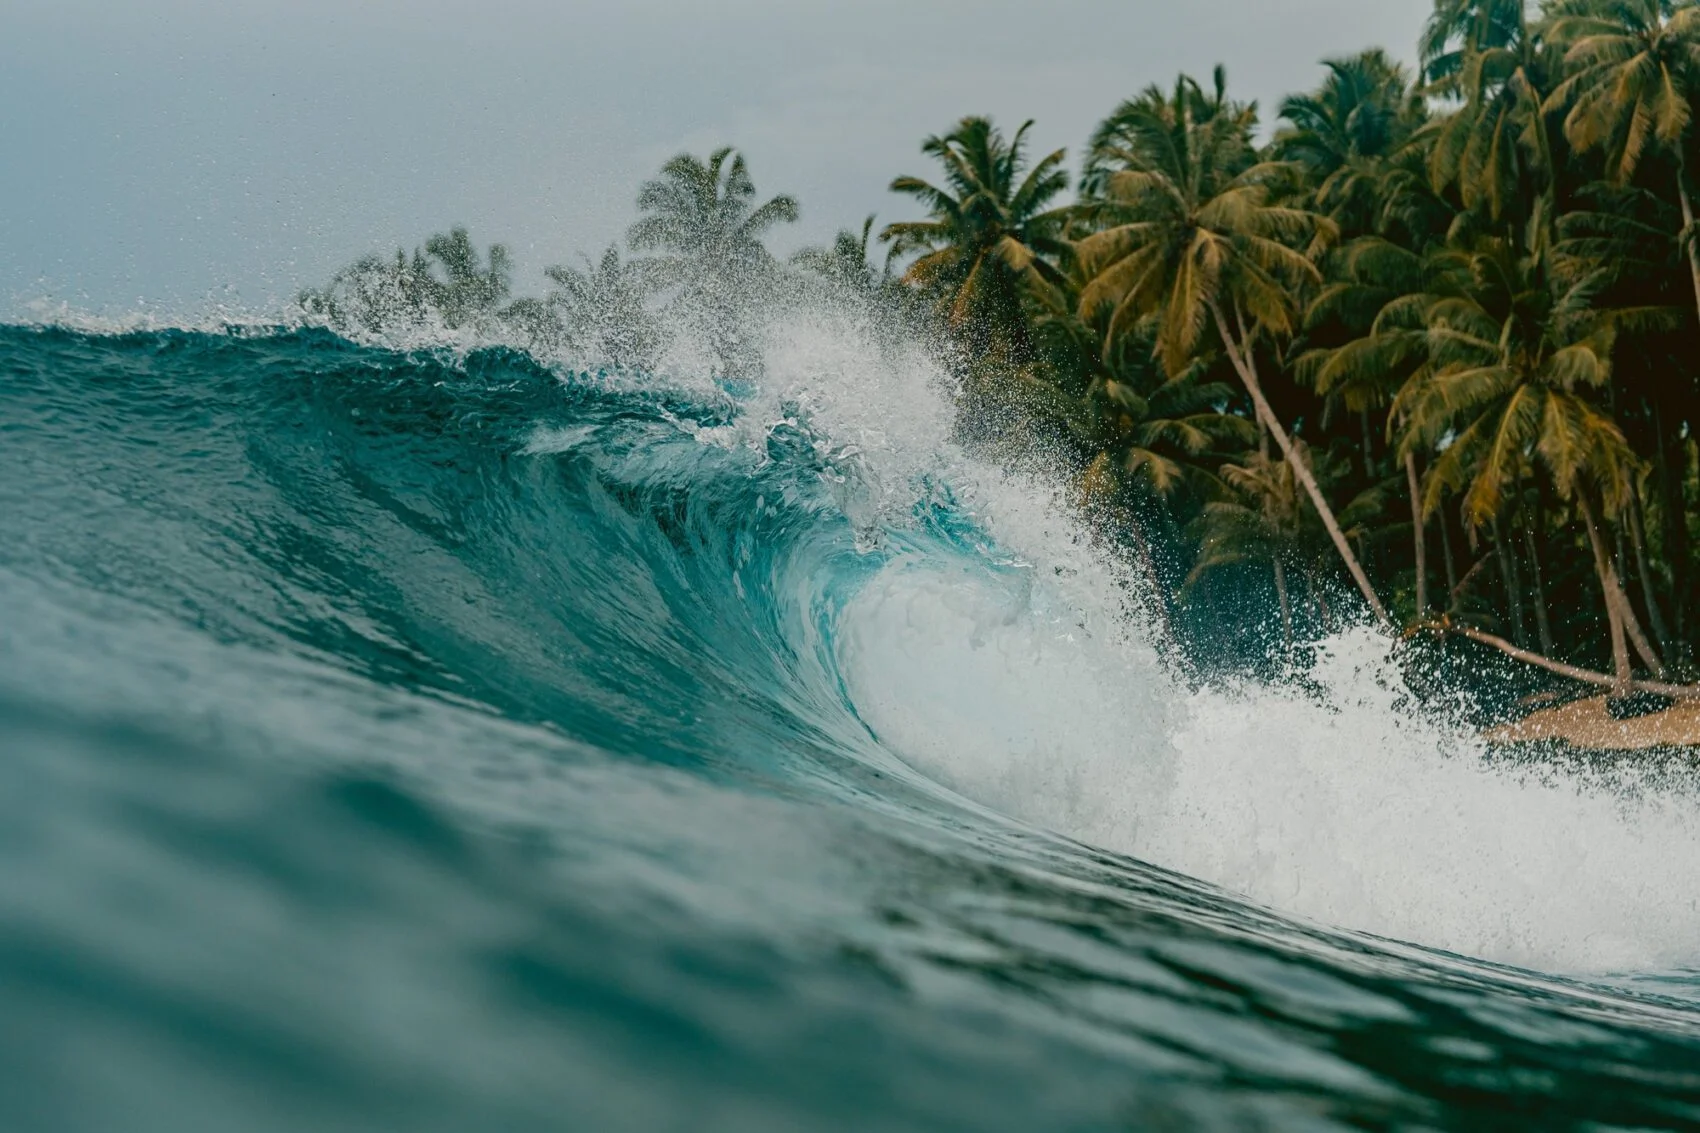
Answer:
[304,1,1700,697]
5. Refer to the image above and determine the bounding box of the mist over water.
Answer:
[5,297,1700,1130]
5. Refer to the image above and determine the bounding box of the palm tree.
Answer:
[627,147,798,374]
[881,117,1072,358]
[1420,0,1533,88]
[1025,311,1256,506]
[790,215,913,322]
[1275,50,1428,236]
[1022,251,1254,502]
[1083,66,1257,196]
[299,226,512,335]
[1087,350,1256,504]
[794,216,880,290]
[1543,0,1700,320]
[1298,236,1436,615]
[1422,2,1560,229]
[544,246,662,370]
[1007,262,1254,638]
[1074,71,1388,623]
[1556,183,1695,655]
[420,227,514,329]
[299,248,434,334]
[1188,447,1341,647]
[1276,55,1450,621]
[1392,236,1660,686]
[628,147,799,286]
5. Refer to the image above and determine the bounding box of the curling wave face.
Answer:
[4,318,1700,1132]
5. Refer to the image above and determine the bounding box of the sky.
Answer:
[0,0,1434,319]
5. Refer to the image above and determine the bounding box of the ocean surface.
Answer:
[5,317,1700,1131]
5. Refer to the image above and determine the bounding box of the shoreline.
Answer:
[1486,696,1700,752]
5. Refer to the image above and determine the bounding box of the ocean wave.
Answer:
[5,317,1700,1130]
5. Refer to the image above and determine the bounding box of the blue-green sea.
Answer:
[5,320,1700,1131]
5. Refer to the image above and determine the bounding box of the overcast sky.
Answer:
[1,0,1434,318]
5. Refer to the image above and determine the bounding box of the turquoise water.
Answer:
[4,322,1700,1131]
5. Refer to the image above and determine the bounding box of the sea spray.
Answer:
[740,299,1700,976]
[839,514,1700,973]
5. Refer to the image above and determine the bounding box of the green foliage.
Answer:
[299,226,516,335]
[543,247,663,369]
[302,0,1700,679]
[1421,0,1532,89]
[1072,72,1332,374]
[1543,0,1700,185]
[867,2,1700,675]
[627,147,799,294]
[1275,50,1429,235]
[1188,448,1329,587]
[1392,237,1633,523]
[627,147,799,376]
[881,116,1072,357]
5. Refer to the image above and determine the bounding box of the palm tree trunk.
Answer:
[1447,624,1700,700]
[1440,507,1458,601]
[1654,398,1691,646]
[1625,478,1671,662]
[1522,503,1555,659]
[1580,491,1634,693]
[1406,452,1428,618]
[1209,302,1389,625]
[1609,517,1664,675]
[1605,586,1633,693]
[1360,407,1375,479]
[1675,151,1700,325]
[1621,586,1666,675]
[1452,555,1490,606]
[1491,517,1528,647]
[1274,558,1293,649]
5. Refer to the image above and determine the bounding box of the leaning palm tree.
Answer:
[1393,237,1659,687]
[1074,72,1388,623]
[881,116,1072,358]
[627,147,798,374]
[1543,0,1700,321]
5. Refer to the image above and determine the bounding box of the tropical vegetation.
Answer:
[305,1,1700,699]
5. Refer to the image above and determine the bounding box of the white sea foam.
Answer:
[834,482,1700,976]
[726,300,1700,978]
